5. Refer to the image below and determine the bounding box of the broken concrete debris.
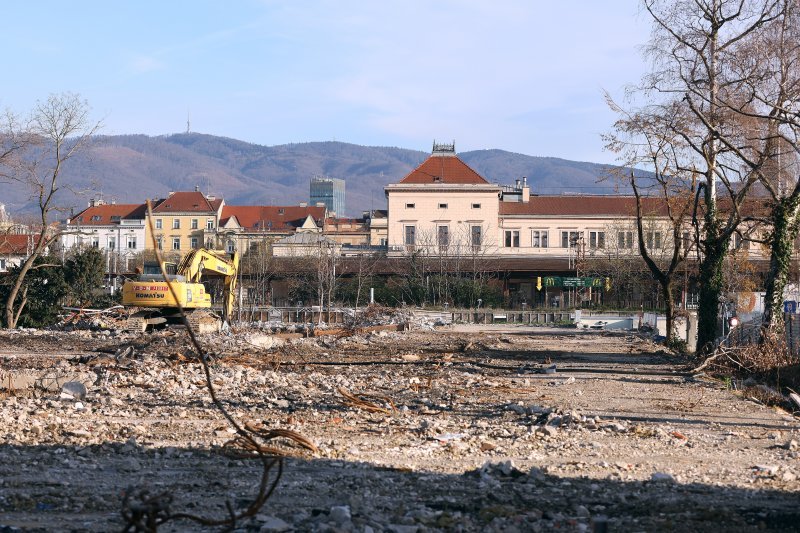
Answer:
[329,504,352,525]
[0,323,798,531]
[650,472,676,482]
[790,392,800,412]
[256,515,292,533]
[61,381,87,401]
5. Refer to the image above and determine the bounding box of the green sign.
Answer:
[539,276,609,289]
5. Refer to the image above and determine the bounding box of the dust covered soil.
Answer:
[1,325,799,532]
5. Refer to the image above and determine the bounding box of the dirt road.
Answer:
[0,325,798,531]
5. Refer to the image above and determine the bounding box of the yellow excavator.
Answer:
[121,248,239,333]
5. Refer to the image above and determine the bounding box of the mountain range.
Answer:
[4,133,629,217]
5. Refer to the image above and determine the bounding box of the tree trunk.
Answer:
[760,196,800,343]
[661,278,675,343]
[4,237,47,329]
[355,274,363,312]
[697,229,728,353]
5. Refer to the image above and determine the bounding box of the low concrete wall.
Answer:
[236,308,348,324]
[450,310,572,324]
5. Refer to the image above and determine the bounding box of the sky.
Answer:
[1,1,651,164]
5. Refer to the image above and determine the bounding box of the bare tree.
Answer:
[240,238,277,309]
[318,238,339,322]
[632,175,693,342]
[605,103,696,341]
[618,0,781,352]
[0,93,101,328]
[709,0,800,341]
[391,223,498,308]
[392,229,433,307]
[579,218,668,310]
[635,1,800,343]
[279,236,340,322]
[350,251,379,311]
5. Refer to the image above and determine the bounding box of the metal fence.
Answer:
[724,313,800,359]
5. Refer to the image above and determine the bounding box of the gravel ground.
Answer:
[0,324,798,532]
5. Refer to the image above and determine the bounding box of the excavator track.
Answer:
[125,315,148,333]
[124,310,169,333]
[185,309,221,334]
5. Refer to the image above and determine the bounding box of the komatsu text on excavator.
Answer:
[121,248,239,332]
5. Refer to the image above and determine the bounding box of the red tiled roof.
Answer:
[68,204,146,226]
[714,196,771,218]
[220,205,325,231]
[500,196,670,217]
[399,154,489,185]
[152,191,223,213]
[0,234,40,255]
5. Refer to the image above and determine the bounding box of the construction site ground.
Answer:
[1,323,799,532]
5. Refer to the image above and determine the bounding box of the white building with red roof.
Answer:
[385,142,501,255]
[384,142,688,262]
[496,193,675,258]
[62,199,147,271]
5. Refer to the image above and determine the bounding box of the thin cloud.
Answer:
[128,55,166,74]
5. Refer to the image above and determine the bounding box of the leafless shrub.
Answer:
[727,338,797,374]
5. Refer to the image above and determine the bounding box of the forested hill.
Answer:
[5,133,627,216]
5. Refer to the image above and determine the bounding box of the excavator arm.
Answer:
[221,257,238,323]
[176,248,239,323]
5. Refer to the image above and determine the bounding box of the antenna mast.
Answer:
[186,110,191,134]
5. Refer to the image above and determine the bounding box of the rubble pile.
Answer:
[0,326,798,531]
[54,306,127,332]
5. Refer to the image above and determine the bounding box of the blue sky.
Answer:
[2,1,650,164]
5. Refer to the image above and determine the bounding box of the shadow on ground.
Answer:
[1,442,798,532]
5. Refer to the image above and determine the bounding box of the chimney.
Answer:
[521,176,530,203]
[515,178,521,189]
[195,185,200,192]
[299,202,307,207]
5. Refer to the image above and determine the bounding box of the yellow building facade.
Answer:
[144,191,224,256]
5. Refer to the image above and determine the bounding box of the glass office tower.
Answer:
[310,176,345,216]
